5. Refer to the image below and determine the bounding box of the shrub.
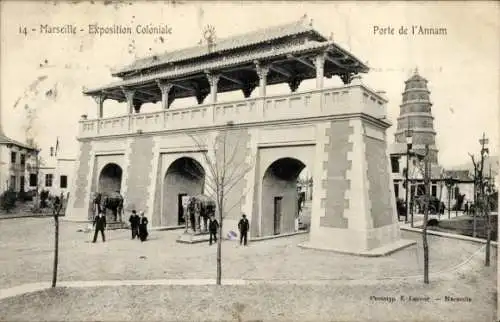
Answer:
[1,190,17,212]
[17,190,33,202]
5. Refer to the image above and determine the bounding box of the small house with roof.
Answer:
[0,123,38,194]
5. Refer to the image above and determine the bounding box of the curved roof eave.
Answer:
[112,21,325,76]
[84,41,369,96]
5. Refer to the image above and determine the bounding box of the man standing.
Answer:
[238,214,250,246]
[208,214,219,245]
[129,210,140,240]
[92,211,106,243]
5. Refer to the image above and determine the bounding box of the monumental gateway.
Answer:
[66,19,414,255]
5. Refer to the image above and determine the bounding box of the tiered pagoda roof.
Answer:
[84,20,369,104]
[391,69,439,163]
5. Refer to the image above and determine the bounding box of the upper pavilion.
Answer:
[83,19,370,116]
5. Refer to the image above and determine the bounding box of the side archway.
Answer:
[98,163,123,194]
[261,157,306,237]
[163,157,206,226]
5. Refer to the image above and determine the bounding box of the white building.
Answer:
[26,151,76,198]
[0,134,37,194]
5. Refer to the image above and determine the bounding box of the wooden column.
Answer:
[133,102,142,114]
[122,88,136,114]
[288,77,302,93]
[314,53,326,89]
[206,72,220,104]
[255,61,270,97]
[242,84,256,98]
[156,80,174,109]
[92,93,106,118]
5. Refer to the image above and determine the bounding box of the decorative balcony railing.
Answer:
[79,85,387,139]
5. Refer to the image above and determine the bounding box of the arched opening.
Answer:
[261,157,308,237]
[163,157,205,226]
[297,166,313,231]
[97,163,123,222]
[98,163,123,195]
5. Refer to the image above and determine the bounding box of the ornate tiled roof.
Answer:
[85,40,367,94]
[114,20,324,76]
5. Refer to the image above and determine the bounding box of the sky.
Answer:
[1,1,498,168]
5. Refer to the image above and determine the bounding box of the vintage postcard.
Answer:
[0,1,498,321]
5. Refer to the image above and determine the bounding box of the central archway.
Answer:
[163,157,205,226]
[261,157,306,237]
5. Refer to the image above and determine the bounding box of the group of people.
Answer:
[91,209,149,243]
[207,213,250,246]
[128,210,149,242]
[93,209,250,246]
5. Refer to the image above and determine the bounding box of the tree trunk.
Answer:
[473,168,477,237]
[484,187,491,267]
[52,212,59,287]
[472,209,477,238]
[423,145,430,284]
[217,218,222,285]
[216,189,223,286]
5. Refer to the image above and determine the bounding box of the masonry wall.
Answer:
[214,129,250,223]
[124,136,155,213]
[72,142,92,210]
[151,155,163,227]
[365,134,397,228]
[321,120,353,228]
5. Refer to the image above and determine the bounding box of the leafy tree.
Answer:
[0,189,17,213]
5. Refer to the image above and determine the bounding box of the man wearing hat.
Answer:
[237,214,250,246]
[128,210,140,240]
[208,214,219,245]
[92,210,106,243]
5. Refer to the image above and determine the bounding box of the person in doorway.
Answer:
[92,211,106,243]
[138,211,149,242]
[464,201,469,215]
[238,214,250,246]
[208,214,219,245]
[129,210,140,240]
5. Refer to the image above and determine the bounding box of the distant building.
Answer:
[24,141,76,197]
[390,70,494,212]
[0,113,38,194]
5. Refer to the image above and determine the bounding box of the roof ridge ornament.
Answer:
[202,24,217,52]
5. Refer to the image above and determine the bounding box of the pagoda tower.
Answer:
[395,69,439,163]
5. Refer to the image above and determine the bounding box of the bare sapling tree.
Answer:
[189,124,254,285]
[469,132,491,266]
[422,145,430,284]
[412,147,430,284]
[469,154,479,238]
[52,193,63,288]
